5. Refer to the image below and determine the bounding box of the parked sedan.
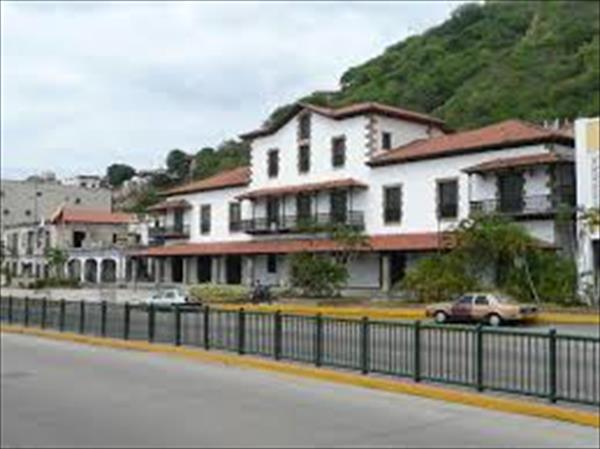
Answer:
[425,292,538,326]
[143,288,189,306]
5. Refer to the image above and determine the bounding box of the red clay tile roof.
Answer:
[147,199,192,212]
[240,102,446,140]
[237,178,368,200]
[131,233,449,257]
[162,166,250,196]
[50,207,134,225]
[369,120,574,166]
[463,152,573,174]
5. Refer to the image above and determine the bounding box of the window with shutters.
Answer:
[383,185,402,224]
[437,179,458,219]
[298,144,310,173]
[229,202,241,232]
[332,136,346,168]
[200,205,211,235]
[268,149,279,178]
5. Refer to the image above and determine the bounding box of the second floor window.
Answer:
[229,202,241,232]
[383,185,402,224]
[332,136,346,168]
[200,205,211,235]
[298,144,310,173]
[296,194,312,223]
[268,149,279,178]
[498,173,524,213]
[299,113,311,140]
[437,179,458,219]
[382,132,393,150]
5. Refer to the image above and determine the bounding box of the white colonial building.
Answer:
[133,102,576,295]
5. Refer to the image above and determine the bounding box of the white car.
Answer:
[144,288,188,306]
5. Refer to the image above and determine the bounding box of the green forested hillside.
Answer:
[269,1,600,130]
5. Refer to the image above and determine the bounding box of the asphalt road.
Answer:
[2,332,599,448]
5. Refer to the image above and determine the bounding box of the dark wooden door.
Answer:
[226,255,242,285]
[196,256,212,283]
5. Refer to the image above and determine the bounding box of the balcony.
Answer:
[242,211,365,234]
[470,194,575,218]
[148,224,190,240]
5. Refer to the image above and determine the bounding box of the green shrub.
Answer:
[289,253,348,298]
[189,283,250,303]
[400,254,479,303]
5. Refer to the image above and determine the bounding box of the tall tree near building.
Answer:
[166,149,191,181]
[106,164,136,187]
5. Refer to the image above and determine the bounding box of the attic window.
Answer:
[299,113,311,140]
[382,132,392,150]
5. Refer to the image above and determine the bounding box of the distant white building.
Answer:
[130,101,576,295]
[575,117,600,301]
[63,175,104,189]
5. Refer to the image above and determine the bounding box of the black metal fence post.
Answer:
[79,300,85,334]
[476,324,484,392]
[274,311,282,360]
[124,302,131,340]
[549,329,557,403]
[360,316,370,375]
[8,295,13,323]
[24,296,30,327]
[314,313,323,367]
[203,305,210,350]
[238,308,245,355]
[148,304,155,343]
[174,306,181,346]
[413,320,421,382]
[59,299,66,332]
[41,298,47,329]
[101,301,107,337]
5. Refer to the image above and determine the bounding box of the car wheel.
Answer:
[434,311,447,324]
[488,314,502,327]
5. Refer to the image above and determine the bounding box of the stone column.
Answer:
[80,258,86,284]
[96,258,103,284]
[182,257,189,284]
[381,253,391,294]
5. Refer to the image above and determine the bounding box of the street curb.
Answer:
[213,304,600,325]
[2,324,598,429]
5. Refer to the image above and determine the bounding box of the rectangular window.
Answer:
[498,173,524,213]
[437,179,458,219]
[298,144,310,173]
[229,202,241,232]
[332,136,346,168]
[296,194,312,224]
[330,190,348,224]
[299,113,311,140]
[112,233,118,244]
[268,149,279,178]
[383,185,402,223]
[200,205,211,235]
[267,254,277,274]
[382,132,392,150]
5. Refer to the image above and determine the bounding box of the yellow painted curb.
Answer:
[2,324,598,429]
[213,304,599,325]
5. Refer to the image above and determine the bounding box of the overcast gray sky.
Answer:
[1,1,465,179]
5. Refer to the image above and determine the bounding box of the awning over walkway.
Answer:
[236,178,368,200]
[130,232,451,257]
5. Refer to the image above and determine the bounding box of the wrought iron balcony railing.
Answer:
[148,224,190,239]
[242,211,365,234]
[470,194,575,217]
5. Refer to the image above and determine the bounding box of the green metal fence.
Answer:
[1,296,598,406]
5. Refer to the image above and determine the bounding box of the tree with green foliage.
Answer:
[44,247,68,279]
[401,215,579,304]
[106,164,136,187]
[289,252,348,298]
[166,149,191,181]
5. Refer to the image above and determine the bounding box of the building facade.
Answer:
[1,206,147,285]
[133,102,576,295]
[575,117,600,300]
